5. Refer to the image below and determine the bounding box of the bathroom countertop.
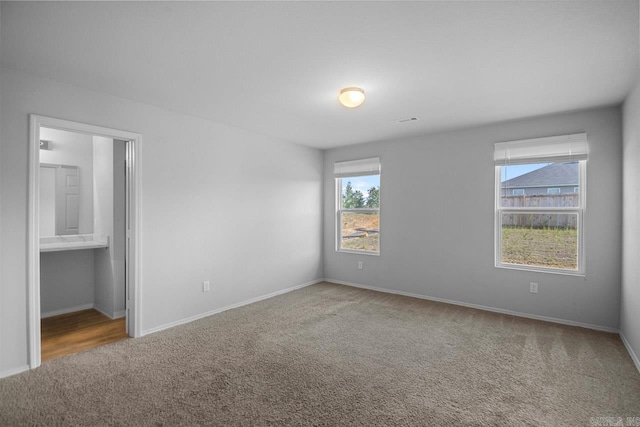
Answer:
[40,234,109,252]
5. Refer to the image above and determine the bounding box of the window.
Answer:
[512,189,525,195]
[334,157,380,254]
[495,134,588,274]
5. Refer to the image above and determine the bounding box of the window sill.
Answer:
[338,249,380,257]
[495,263,585,277]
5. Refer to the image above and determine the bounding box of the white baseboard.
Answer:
[141,279,323,336]
[0,364,30,379]
[41,304,124,320]
[93,305,126,320]
[41,303,94,319]
[620,331,640,374]
[93,304,110,319]
[113,310,126,319]
[326,279,619,333]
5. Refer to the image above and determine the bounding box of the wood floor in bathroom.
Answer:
[41,309,129,362]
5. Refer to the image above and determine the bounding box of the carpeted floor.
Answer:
[1,281,639,426]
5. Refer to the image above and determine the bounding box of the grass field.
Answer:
[341,212,379,252]
[501,227,577,269]
[342,234,379,252]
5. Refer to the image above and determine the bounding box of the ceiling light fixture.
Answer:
[339,87,365,108]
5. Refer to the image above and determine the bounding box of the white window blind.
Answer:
[334,157,381,178]
[494,133,588,165]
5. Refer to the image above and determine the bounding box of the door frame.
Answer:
[27,114,142,369]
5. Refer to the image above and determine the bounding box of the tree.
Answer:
[352,190,365,208]
[342,181,365,208]
[342,181,354,208]
[366,186,379,208]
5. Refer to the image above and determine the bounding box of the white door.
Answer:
[55,165,79,235]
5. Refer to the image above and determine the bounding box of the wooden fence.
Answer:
[501,194,578,228]
[501,194,579,208]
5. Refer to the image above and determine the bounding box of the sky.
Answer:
[341,175,380,199]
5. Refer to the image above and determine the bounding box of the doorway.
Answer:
[28,115,141,369]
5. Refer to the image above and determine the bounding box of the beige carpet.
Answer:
[1,282,639,426]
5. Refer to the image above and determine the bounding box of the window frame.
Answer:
[495,161,586,276]
[512,189,525,196]
[336,177,381,256]
[546,187,561,194]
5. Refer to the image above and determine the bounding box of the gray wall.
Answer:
[40,251,94,315]
[0,5,5,376]
[92,136,114,317]
[92,136,125,319]
[622,79,640,367]
[113,141,127,315]
[0,67,324,375]
[324,106,622,330]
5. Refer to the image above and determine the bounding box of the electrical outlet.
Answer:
[357,261,363,270]
[202,281,211,292]
[530,282,538,294]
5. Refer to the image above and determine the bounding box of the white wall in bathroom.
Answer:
[40,250,95,316]
[112,141,127,315]
[93,136,115,317]
[92,137,127,318]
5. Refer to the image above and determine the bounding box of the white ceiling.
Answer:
[1,1,638,149]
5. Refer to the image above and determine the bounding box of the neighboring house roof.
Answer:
[501,162,578,188]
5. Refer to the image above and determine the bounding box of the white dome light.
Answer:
[339,87,365,108]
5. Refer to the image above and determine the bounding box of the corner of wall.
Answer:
[621,330,640,374]
[621,76,640,373]
[0,3,5,373]
[319,150,326,281]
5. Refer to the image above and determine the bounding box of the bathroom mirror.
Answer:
[39,163,81,236]
[39,126,98,238]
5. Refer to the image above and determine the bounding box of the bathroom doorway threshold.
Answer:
[27,115,142,370]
